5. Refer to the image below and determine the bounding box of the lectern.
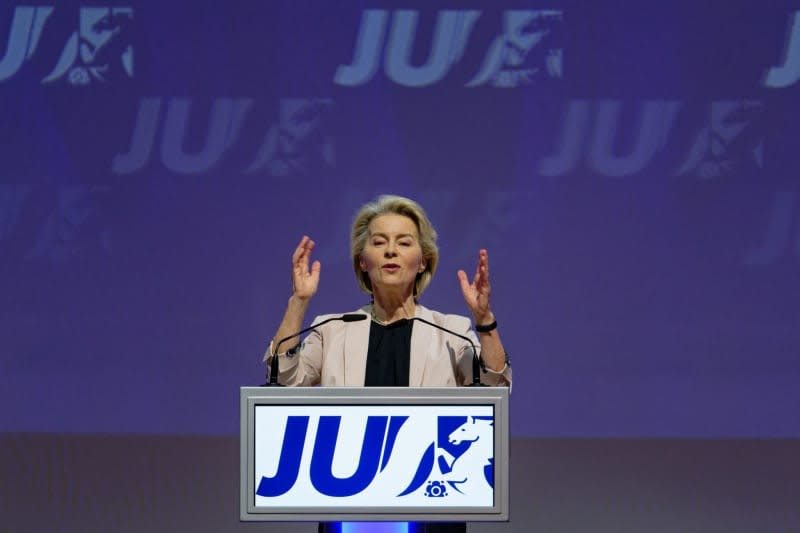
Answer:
[240,386,509,522]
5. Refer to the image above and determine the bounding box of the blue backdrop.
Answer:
[1,0,799,438]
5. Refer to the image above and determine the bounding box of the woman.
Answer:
[266,194,511,387]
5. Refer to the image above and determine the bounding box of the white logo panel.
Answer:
[254,405,494,508]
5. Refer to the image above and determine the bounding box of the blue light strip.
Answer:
[341,522,408,533]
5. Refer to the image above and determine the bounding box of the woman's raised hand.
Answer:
[292,236,321,301]
[457,249,494,325]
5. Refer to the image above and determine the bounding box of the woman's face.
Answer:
[359,214,426,295]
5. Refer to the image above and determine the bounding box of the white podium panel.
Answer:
[240,387,509,522]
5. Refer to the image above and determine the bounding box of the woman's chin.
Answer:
[372,279,414,293]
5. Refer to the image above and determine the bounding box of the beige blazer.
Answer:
[265,304,511,388]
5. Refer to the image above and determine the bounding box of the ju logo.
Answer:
[256,415,410,498]
[254,411,494,504]
[334,9,562,88]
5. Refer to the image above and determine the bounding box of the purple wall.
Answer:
[1,1,799,438]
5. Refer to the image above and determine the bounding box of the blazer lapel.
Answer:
[343,308,370,386]
[409,305,434,387]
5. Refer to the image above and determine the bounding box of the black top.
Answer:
[364,319,414,386]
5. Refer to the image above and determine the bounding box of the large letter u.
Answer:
[310,416,388,497]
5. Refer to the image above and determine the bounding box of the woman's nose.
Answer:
[384,242,397,256]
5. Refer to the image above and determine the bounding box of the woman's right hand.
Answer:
[291,235,321,300]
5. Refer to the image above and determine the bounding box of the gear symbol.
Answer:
[424,480,448,497]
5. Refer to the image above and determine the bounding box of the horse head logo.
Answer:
[397,415,494,499]
[437,416,494,495]
[467,10,563,87]
[42,7,133,85]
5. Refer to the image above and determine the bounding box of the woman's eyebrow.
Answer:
[369,232,416,238]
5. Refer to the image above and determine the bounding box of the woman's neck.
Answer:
[371,291,416,324]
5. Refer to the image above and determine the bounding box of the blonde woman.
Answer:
[266,194,511,388]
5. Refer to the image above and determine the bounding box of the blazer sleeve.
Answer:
[448,314,512,389]
[263,315,329,386]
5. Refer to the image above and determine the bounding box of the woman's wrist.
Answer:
[475,319,497,333]
[473,311,495,327]
[288,293,312,307]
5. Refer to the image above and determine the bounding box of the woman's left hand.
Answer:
[458,249,494,325]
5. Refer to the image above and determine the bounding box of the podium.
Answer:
[240,386,509,522]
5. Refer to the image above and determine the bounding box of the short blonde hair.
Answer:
[351,195,439,297]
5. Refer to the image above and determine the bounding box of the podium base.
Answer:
[319,523,466,533]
